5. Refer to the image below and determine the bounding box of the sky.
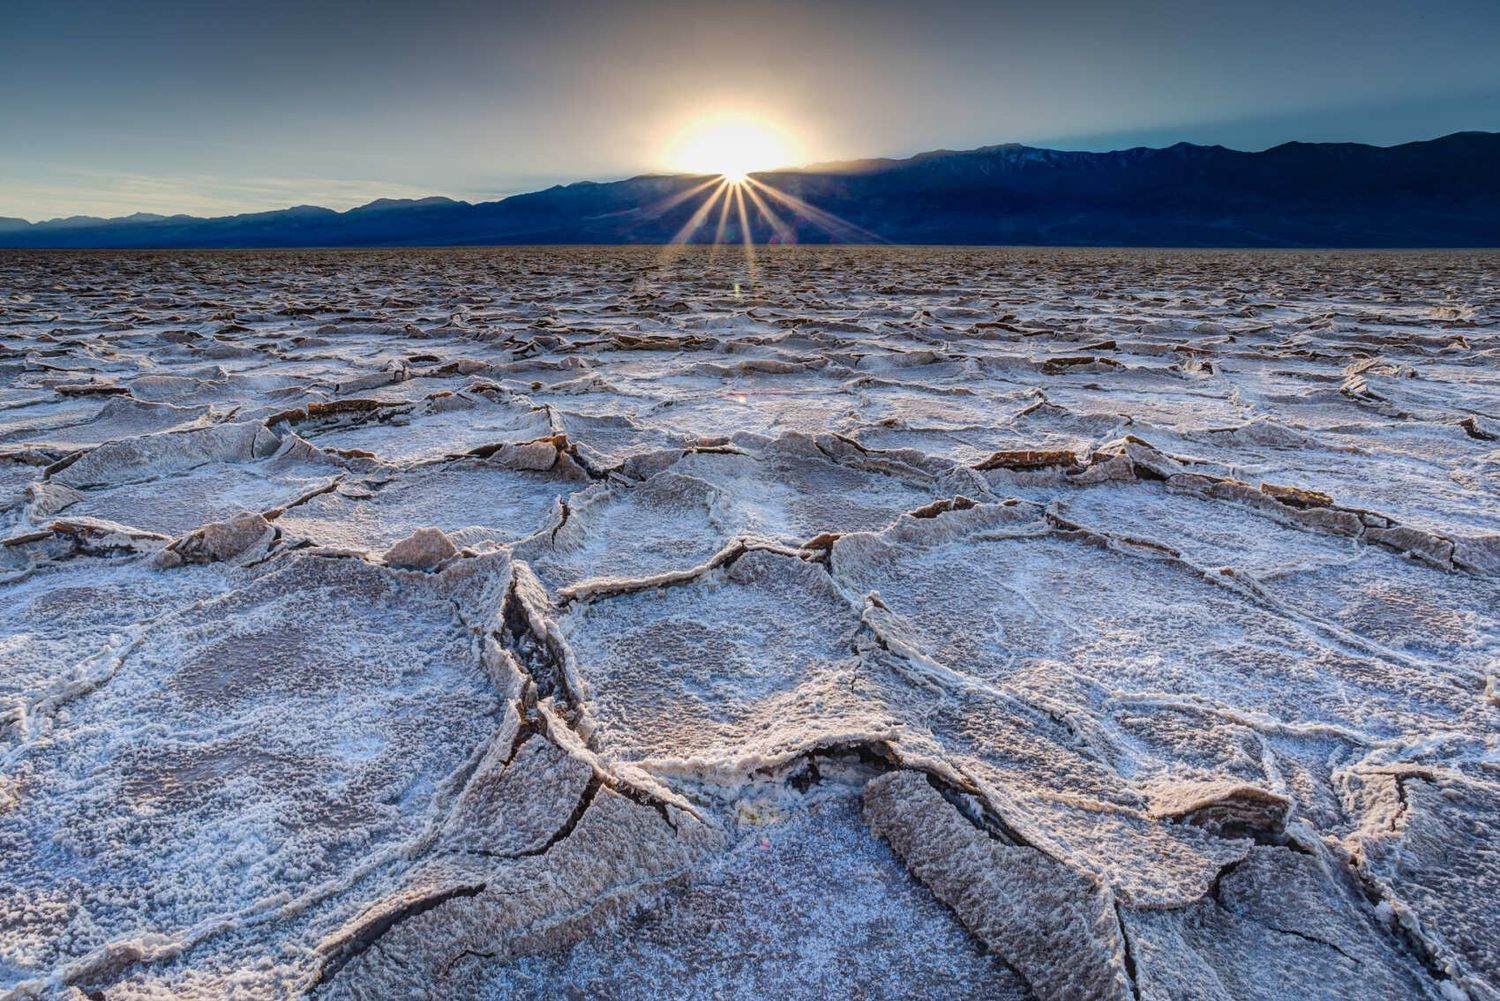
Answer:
[3,0,1498,221]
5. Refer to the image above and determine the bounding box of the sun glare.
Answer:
[669,116,793,182]
[650,111,875,249]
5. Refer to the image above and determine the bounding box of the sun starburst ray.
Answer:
[740,181,796,244]
[709,181,735,260]
[636,176,723,222]
[745,176,885,243]
[666,178,730,246]
[646,115,887,278]
[732,183,757,276]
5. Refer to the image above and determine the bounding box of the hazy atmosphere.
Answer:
[4,0,1499,220]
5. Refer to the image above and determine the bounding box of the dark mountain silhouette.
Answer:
[3,132,1497,248]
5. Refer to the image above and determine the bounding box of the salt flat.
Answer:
[0,246,1497,1000]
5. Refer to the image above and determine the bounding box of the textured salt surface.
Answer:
[0,246,1497,1000]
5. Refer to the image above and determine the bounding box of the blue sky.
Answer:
[3,0,1498,220]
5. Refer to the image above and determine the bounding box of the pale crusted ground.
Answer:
[1,246,1497,1000]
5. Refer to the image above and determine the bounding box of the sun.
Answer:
[668,116,794,182]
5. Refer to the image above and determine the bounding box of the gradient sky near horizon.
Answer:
[4,0,1499,221]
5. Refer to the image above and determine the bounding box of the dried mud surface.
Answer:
[1,246,1497,1000]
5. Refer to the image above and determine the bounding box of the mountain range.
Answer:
[3,131,1498,248]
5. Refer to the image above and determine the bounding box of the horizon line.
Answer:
[4,128,1492,227]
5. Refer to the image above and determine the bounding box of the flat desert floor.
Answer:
[1,246,1497,1000]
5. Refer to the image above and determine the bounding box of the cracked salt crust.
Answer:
[0,246,1496,1000]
